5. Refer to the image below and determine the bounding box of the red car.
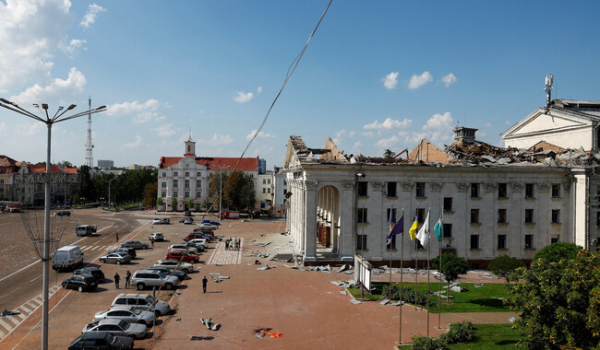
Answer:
[184,230,214,242]
[165,251,199,263]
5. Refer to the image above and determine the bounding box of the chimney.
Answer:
[454,126,478,143]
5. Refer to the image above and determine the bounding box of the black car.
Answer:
[74,267,105,282]
[62,275,98,292]
[160,218,170,224]
[54,210,71,217]
[108,247,137,258]
[68,332,133,350]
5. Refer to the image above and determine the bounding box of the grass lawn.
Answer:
[348,282,511,313]
[397,324,520,349]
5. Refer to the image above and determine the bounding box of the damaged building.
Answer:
[283,98,600,268]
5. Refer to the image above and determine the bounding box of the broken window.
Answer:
[443,197,453,211]
[525,209,535,224]
[471,183,480,198]
[498,183,508,198]
[498,209,507,223]
[470,235,480,250]
[551,184,561,198]
[552,209,560,224]
[357,235,367,250]
[525,184,535,198]
[443,223,452,238]
[416,182,426,198]
[470,209,480,224]
[387,182,397,197]
[357,208,368,223]
[525,235,534,249]
[551,237,559,244]
[357,182,368,197]
[416,208,425,223]
[498,235,507,249]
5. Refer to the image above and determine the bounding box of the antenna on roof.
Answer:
[545,73,554,108]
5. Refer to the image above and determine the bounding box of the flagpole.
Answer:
[426,207,431,337]
[388,206,394,299]
[414,228,418,312]
[399,209,404,344]
[438,206,443,329]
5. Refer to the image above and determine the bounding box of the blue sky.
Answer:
[1,0,599,169]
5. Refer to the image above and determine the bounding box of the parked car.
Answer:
[145,266,187,281]
[154,259,194,274]
[108,247,137,258]
[54,210,71,217]
[168,244,200,255]
[189,238,208,249]
[198,223,218,230]
[111,293,171,316]
[202,219,220,226]
[62,275,98,292]
[165,251,199,263]
[182,241,205,252]
[99,253,132,265]
[68,332,134,350]
[160,218,170,224]
[82,318,147,339]
[120,240,149,250]
[152,218,161,224]
[178,217,194,224]
[93,306,155,326]
[148,232,164,242]
[130,269,180,290]
[184,231,214,242]
[74,267,105,282]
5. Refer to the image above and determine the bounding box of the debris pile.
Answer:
[200,318,220,331]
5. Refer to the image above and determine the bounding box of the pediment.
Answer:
[502,108,593,140]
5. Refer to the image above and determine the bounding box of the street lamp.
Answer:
[214,164,230,222]
[108,177,116,209]
[0,99,106,350]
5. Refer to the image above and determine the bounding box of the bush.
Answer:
[411,335,448,350]
[533,242,581,264]
[440,321,474,344]
[382,284,435,307]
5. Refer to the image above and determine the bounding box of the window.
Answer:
[267,188,271,194]
[357,235,368,250]
[551,184,561,198]
[284,180,287,186]
[184,192,189,198]
[173,191,178,197]
[416,208,425,223]
[525,184,534,198]
[196,191,201,198]
[416,182,426,197]
[597,212,600,226]
[552,209,560,224]
[498,235,507,249]
[387,234,397,250]
[386,208,397,223]
[161,192,166,197]
[174,172,178,177]
[498,209,507,223]
[197,172,201,177]
[470,209,480,224]
[525,235,534,249]
[283,189,287,195]
[357,182,368,196]
[470,235,480,249]
[498,183,508,198]
[262,188,266,193]
[443,223,452,238]
[196,180,201,187]
[263,179,266,184]
[525,209,535,224]
[551,237,559,244]
[162,172,166,177]
[357,208,368,223]
[173,180,178,188]
[161,182,166,188]
[268,179,271,184]
[387,182,397,197]
[185,172,189,177]
[443,197,453,212]
[185,180,190,188]
[471,183,480,198]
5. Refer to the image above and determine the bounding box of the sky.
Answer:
[1,0,600,169]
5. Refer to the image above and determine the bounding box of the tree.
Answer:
[156,197,163,209]
[209,170,256,211]
[487,255,524,282]
[432,253,468,284]
[533,242,582,264]
[506,250,600,349]
[171,197,178,212]
[383,149,395,160]
[187,198,194,211]
[143,182,157,208]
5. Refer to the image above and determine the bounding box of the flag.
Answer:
[409,218,419,240]
[387,207,394,232]
[434,215,443,242]
[387,215,404,245]
[416,210,430,247]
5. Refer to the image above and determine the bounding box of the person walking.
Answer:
[150,237,154,248]
[202,276,208,293]
[116,232,119,243]
[114,272,121,289]
[125,271,131,289]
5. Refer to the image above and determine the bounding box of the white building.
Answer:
[272,166,288,218]
[257,171,274,213]
[283,113,600,267]
[157,137,259,212]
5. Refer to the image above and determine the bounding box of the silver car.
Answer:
[169,244,200,255]
[111,293,171,316]
[93,306,155,326]
[120,240,149,250]
[82,318,147,339]
[154,259,194,274]
[99,253,132,265]
[130,269,179,290]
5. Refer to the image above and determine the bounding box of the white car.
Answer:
[198,223,218,230]
[190,238,208,249]
[93,306,155,326]
[148,232,164,241]
[152,218,161,225]
[168,244,199,255]
[154,259,194,274]
[82,318,147,339]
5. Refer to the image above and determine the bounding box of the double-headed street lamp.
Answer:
[0,98,106,350]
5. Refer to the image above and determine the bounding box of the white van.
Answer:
[52,245,84,271]
[76,225,97,236]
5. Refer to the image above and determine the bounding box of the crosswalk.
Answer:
[79,245,121,252]
[0,285,61,341]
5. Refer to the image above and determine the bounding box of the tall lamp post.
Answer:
[214,164,230,222]
[0,99,106,350]
[108,177,116,209]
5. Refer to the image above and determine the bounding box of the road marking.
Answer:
[29,275,42,283]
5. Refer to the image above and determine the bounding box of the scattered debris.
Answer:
[282,264,297,269]
[257,264,270,271]
[336,264,352,273]
[508,316,516,323]
[169,291,181,296]
[379,298,390,305]
[200,318,220,331]
[474,283,484,288]
[176,318,181,321]
[209,272,220,275]
[350,299,361,305]
[218,276,230,279]
[1,309,20,316]
[340,290,347,295]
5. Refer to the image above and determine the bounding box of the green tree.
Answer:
[533,242,582,263]
[487,255,524,283]
[506,250,600,349]
[171,197,178,212]
[383,149,395,160]
[156,197,164,208]
[187,198,194,211]
[432,252,468,285]
[143,182,157,208]
[209,170,256,211]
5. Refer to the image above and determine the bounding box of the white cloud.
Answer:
[441,73,457,87]
[153,123,176,137]
[246,129,275,140]
[233,91,253,103]
[257,86,262,93]
[364,118,412,130]
[505,120,512,125]
[422,112,454,145]
[382,72,399,90]
[353,141,362,151]
[120,135,142,150]
[61,39,87,58]
[80,3,106,29]
[484,122,492,128]
[107,99,160,116]
[408,71,433,89]
[0,0,73,92]
[375,135,400,148]
[208,133,234,145]
[132,111,159,124]
[11,67,87,104]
